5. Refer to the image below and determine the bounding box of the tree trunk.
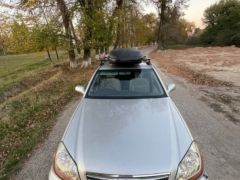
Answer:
[157,0,167,50]
[69,42,77,68]
[114,0,124,49]
[95,48,99,60]
[95,48,99,55]
[114,29,121,49]
[98,46,105,60]
[100,47,105,54]
[81,48,91,68]
[130,8,134,48]
[123,10,126,48]
[81,0,94,68]
[46,49,52,62]
[56,0,77,68]
[0,44,6,55]
[105,47,109,54]
[70,20,81,54]
[55,47,60,60]
[157,15,162,49]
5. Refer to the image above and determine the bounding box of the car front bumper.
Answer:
[198,171,209,180]
[49,167,209,180]
[49,166,61,180]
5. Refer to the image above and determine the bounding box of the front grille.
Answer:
[86,173,169,180]
[87,177,168,180]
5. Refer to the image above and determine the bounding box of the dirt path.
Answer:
[150,48,240,126]
[14,47,240,179]
[154,68,240,179]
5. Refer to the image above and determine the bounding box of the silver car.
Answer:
[49,49,208,180]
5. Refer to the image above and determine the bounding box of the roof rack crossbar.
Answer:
[100,57,109,66]
[100,57,152,66]
[143,57,151,65]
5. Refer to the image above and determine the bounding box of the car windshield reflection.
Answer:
[86,69,167,99]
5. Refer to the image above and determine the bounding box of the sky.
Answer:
[143,0,220,28]
[184,0,220,28]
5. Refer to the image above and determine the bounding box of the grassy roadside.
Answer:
[0,51,66,93]
[0,53,97,179]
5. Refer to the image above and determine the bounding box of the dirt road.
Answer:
[14,47,240,179]
[154,67,240,179]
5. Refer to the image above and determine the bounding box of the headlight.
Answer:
[176,142,203,180]
[53,142,80,180]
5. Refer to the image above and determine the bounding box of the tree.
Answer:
[1,0,162,66]
[152,0,189,49]
[156,0,168,49]
[186,27,202,45]
[31,24,61,61]
[2,0,68,59]
[0,22,9,55]
[105,0,158,48]
[78,0,97,68]
[114,0,124,48]
[56,0,77,68]
[201,0,240,46]
[8,20,34,53]
[142,13,158,44]
[91,4,111,54]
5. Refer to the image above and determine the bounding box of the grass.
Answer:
[0,51,98,179]
[0,51,66,94]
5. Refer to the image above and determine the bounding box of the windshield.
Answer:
[86,69,167,99]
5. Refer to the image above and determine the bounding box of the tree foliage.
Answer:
[201,0,240,46]
[152,0,189,49]
[0,21,9,55]
[8,20,34,53]
[0,0,202,67]
[113,2,158,48]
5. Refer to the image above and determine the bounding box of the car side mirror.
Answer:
[167,83,176,94]
[75,85,85,95]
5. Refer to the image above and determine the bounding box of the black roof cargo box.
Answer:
[108,48,145,64]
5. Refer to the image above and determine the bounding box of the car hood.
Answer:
[63,97,192,176]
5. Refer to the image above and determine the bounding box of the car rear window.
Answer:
[86,69,167,99]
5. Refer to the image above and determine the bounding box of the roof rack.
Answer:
[100,57,109,66]
[100,48,151,66]
[100,56,151,66]
[143,57,151,65]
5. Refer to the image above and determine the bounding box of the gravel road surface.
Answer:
[14,47,240,180]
